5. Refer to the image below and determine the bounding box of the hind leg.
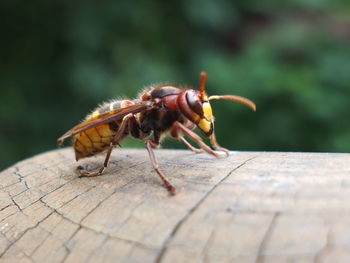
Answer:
[145,140,176,195]
[78,114,134,177]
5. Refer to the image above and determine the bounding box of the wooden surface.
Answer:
[0,149,350,263]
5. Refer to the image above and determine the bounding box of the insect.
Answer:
[57,72,256,195]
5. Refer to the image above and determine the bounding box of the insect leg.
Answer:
[209,133,229,157]
[173,121,225,158]
[180,137,203,153]
[170,124,203,153]
[145,140,176,195]
[78,113,133,177]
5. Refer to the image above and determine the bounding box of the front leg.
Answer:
[209,133,229,157]
[180,137,203,153]
[170,123,203,153]
[172,121,226,158]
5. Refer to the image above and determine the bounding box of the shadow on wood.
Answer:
[0,149,350,262]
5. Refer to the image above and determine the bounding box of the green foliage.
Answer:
[1,0,349,169]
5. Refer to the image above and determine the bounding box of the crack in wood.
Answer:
[0,198,75,260]
[10,195,22,212]
[0,231,11,252]
[255,212,280,263]
[116,200,145,231]
[10,182,30,198]
[77,177,141,225]
[0,206,20,224]
[0,228,36,263]
[14,166,23,180]
[57,226,84,263]
[38,194,154,263]
[0,166,22,190]
[12,174,64,198]
[44,158,147,218]
[0,208,55,258]
[28,217,74,261]
[77,235,110,263]
[155,156,257,263]
[0,204,11,213]
[12,176,85,211]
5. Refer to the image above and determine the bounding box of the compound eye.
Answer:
[186,90,204,117]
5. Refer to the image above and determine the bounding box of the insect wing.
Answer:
[57,103,151,146]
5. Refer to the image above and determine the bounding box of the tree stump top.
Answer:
[0,148,350,263]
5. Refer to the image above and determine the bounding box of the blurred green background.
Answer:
[1,0,350,170]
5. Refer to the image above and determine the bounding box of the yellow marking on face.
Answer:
[202,102,213,121]
[198,119,212,134]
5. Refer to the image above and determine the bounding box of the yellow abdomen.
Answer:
[72,100,130,160]
[73,124,116,160]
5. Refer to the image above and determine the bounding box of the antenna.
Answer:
[209,95,256,111]
[199,72,207,101]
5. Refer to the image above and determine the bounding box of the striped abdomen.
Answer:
[73,100,133,160]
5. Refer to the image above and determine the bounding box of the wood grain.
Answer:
[0,149,350,263]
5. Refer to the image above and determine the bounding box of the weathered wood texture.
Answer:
[0,149,350,263]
